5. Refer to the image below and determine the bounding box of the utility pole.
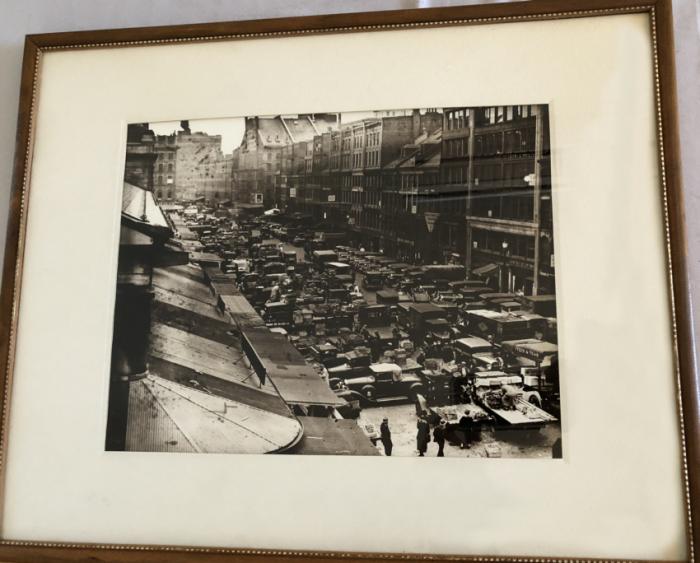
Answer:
[465,109,476,276]
[532,106,544,296]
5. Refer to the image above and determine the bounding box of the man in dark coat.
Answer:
[458,410,473,449]
[433,419,447,457]
[416,414,430,456]
[380,417,393,456]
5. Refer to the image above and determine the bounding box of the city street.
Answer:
[360,405,560,458]
[112,107,561,457]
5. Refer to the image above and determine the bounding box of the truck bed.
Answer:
[488,398,557,426]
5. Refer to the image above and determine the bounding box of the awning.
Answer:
[121,182,172,240]
[472,262,499,276]
[289,417,380,456]
[125,375,302,454]
[244,328,347,407]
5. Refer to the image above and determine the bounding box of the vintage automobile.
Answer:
[326,349,373,382]
[459,286,494,302]
[310,343,340,365]
[453,336,494,360]
[341,363,425,405]
[500,301,524,313]
[326,261,353,277]
[282,250,297,265]
[311,250,339,270]
[376,289,399,306]
[398,302,448,344]
[464,309,533,342]
[358,304,404,349]
[362,271,385,291]
[521,294,557,317]
[263,302,294,328]
[423,318,455,344]
[500,338,559,415]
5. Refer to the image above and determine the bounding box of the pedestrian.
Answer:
[551,437,562,459]
[433,419,447,457]
[380,417,393,456]
[458,410,473,449]
[370,334,381,362]
[416,414,430,456]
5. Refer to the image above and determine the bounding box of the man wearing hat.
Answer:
[416,413,430,456]
[433,419,447,457]
[379,417,393,456]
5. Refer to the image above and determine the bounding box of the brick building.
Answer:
[124,123,157,190]
[466,105,553,295]
[295,110,443,248]
[153,134,178,201]
[233,114,339,207]
[231,106,554,295]
[174,128,225,202]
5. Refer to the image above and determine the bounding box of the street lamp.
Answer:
[501,240,509,292]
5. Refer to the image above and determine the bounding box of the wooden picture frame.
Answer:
[0,0,695,561]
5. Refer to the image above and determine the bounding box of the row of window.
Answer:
[445,109,469,131]
[366,149,380,168]
[444,138,468,158]
[473,159,535,188]
[472,230,536,260]
[475,105,536,126]
[474,126,539,156]
[471,194,535,223]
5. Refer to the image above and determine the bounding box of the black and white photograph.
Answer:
[107,106,560,457]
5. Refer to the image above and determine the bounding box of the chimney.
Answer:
[412,109,421,139]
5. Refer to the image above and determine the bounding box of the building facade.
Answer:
[153,134,178,201]
[233,114,339,207]
[229,106,554,295]
[466,105,554,295]
[174,129,225,202]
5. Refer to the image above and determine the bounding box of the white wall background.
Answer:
[0,0,697,375]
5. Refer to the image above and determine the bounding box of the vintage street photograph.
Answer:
[107,106,560,457]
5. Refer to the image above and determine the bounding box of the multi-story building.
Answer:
[466,105,553,295]
[292,110,443,248]
[174,129,224,202]
[233,114,339,207]
[382,128,445,262]
[200,152,234,206]
[153,134,178,201]
[124,123,157,190]
[249,106,554,295]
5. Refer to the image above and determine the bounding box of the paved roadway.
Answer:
[266,237,561,459]
[268,238,378,304]
[359,404,561,458]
